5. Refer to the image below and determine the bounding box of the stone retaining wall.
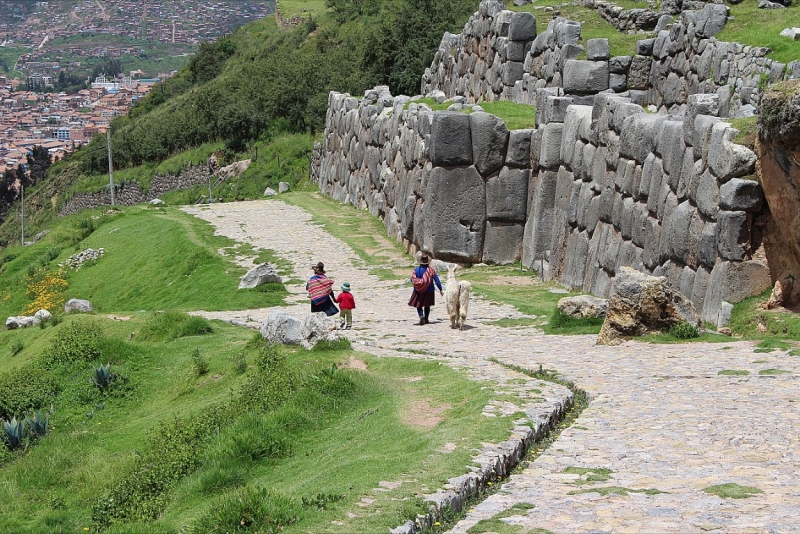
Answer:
[59,163,211,216]
[421,0,800,116]
[312,84,772,325]
[312,86,533,264]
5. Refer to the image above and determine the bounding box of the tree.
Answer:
[27,146,51,185]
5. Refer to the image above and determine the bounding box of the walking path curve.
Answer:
[183,199,800,534]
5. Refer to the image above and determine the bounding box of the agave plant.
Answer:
[25,410,50,439]
[91,363,117,391]
[3,417,27,450]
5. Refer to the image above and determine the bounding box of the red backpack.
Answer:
[411,267,433,292]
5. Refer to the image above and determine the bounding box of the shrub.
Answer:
[0,366,61,420]
[93,403,233,528]
[240,344,298,414]
[187,486,300,534]
[216,413,292,462]
[669,321,700,339]
[9,339,23,357]
[230,352,247,374]
[191,347,209,376]
[43,319,103,367]
[138,311,213,342]
[311,337,352,351]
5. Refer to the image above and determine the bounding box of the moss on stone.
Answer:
[758,79,800,147]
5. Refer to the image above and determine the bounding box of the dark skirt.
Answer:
[408,289,435,308]
[312,295,339,316]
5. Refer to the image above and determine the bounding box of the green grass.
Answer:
[279,0,327,20]
[543,309,604,335]
[759,368,791,375]
[511,0,645,58]
[0,45,27,78]
[717,0,800,65]
[562,466,613,484]
[0,205,288,319]
[281,189,410,268]
[567,486,666,496]
[718,369,750,376]
[0,315,516,532]
[406,98,536,130]
[703,483,763,499]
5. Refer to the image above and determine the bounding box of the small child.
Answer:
[335,282,356,329]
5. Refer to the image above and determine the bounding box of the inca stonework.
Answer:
[311,0,800,327]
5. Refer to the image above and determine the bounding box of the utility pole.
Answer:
[20,184,24,246]
[106,128,115,206]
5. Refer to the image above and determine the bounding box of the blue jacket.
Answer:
[414,265,442,293]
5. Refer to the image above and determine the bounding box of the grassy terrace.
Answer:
[406,98,537,130]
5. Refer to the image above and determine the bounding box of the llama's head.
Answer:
[447,263,457,279]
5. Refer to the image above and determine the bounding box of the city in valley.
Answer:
[0,0,275,177]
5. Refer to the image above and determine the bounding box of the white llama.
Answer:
[445,263,472,330]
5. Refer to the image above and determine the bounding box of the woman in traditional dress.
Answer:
[307,262,339,316]
[408,254,443,325]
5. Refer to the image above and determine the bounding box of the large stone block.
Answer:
[563,59,609,94]
[506,129,533,168]
[587,38,610,60]
[539,122,565,170]
[509,12,537,41]
[655,120,686,186]
[522,170,558,267]
[694,3,729,39]
[487,167,529,221]
[471,112,510,176]
[719,178,764,212]
[560,105,593,165]
[708,123,757,182]
[430,112,473,166]
[684,94,719,145]
[702,259,771,323]
[503,61,525,85]
[483,221,525,264]
[696,169,720,220]
[424,165,486,262]
[716,210,750,261]
[627,55,652,90]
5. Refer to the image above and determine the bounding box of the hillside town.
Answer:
[0,73,164,176]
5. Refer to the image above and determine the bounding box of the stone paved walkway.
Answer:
[183,199,800,534]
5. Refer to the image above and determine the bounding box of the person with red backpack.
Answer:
[407,254,443,325]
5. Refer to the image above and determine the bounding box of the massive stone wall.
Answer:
[311,85,772,324]
[421,1,800,116]
[59,163,212,216]
[526,90,770,325]
[311,86,533,264]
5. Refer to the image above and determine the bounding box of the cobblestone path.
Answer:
[184,199,800,534]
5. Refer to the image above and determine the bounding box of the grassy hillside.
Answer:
[0,202,517,533]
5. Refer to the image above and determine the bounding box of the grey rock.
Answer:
[707,122,757,182]
[486,167,529,221]
[239,262,282,289]
[696,169,720,220]
[699,222,718,267]
[636,39,655,56]
[483,221,525,264]
[587,38,610,60]
[555,19,582,46]
[471,112,510,176]
[260,311,304,345]
[628,55,652,90]
[430,112,473,166]
[557,295,608,318]
[539,122,565,169]
[759,0,786,8]
[65,298,93,313]
[719,178,764,212]
[610,73,627,92]
[509,12,537,41]
[695,4,730,38]
[278,182,290,193]
[716,210,750,261]
[5,315,40,329]
[34,309,52,323]
[506,129,533,168]
[563,60,609,94]
[424,166,486,262]
[264,187,278,196]
[609,56,632,74]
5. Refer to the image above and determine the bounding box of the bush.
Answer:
[191,347,209,377]
[43,319,103,367]
[239,343,298,414]
[669,321,700,339]
[138,311,213,342]
[93,403,233,528]
[230,352,247,374]
[187,486,300,534]
[0,366,61,420]
[216,413,292,462]
[9,339,23,357]
[91,363,119,392]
